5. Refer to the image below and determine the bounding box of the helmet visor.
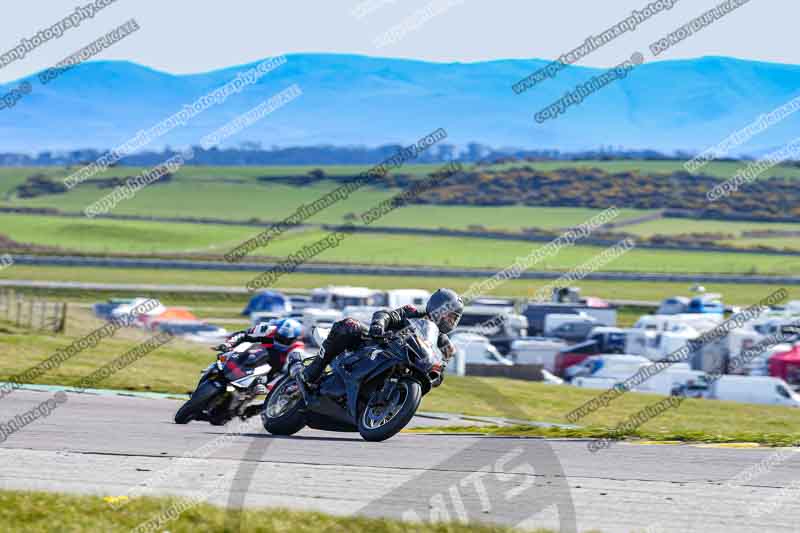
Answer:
[438,311,461,333]
[274,334,293,347]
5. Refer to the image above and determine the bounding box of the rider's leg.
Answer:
[302,318,367,384]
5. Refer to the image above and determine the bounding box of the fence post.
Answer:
[6,289,13,321]
[56,303,67,334]
[38,301,48,331]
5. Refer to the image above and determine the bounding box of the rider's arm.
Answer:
[370,305,425,337]
[437,333,456,361]
[218,323,274,349]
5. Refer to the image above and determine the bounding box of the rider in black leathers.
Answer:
[301,288,464,385]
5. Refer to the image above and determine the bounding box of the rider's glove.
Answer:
[369,323,385,339]
[213,343,232,352]
[439,338,456,361]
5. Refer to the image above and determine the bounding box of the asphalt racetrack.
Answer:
[1,390,799,532]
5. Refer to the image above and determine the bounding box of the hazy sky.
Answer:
[0,0,790,83]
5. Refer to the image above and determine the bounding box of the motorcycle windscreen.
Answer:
[405,319,444,372]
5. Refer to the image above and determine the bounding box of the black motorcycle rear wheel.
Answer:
[358,378,421,442]
[262,377,307,435]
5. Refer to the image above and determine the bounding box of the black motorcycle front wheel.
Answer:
[358,378,421,442]
[174,381,222,424]
[262,376,307,435]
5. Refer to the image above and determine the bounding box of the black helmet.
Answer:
[426,288,464,334]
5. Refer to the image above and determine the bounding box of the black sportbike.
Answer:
[174,342,278,425]
[261,318,446,442]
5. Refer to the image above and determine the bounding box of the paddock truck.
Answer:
[261,318,446,442]
[174,342,277,425]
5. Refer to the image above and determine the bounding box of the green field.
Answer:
[623,217,800,238]
[3,162,800,257]
[245,228,800,274]
[2,214,800,274]
[2,176,653,231]
[2,265,796,305]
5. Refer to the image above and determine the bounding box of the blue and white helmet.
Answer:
[273,318,303,350]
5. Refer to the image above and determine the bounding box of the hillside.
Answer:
[2,54,800,153]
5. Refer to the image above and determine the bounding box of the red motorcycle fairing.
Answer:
[224,359,247,380]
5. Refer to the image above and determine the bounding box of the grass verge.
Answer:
[0,490,552,533]
[418,376,800,447]
[408,424,800,447]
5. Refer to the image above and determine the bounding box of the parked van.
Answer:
[544,313,591,335]
[551,327,627,377]
[448,333,513,375]
[625,328,695,361]
[510,337,568,372]
[302,308,343,345]
[708,375,800,407]
[570,356,703,397]
[547,317,598,342]
[455,305,528,354]
[341,305,387,325]
[522,296,616,336]
[381,289,430,309]
[566,354,650,381]
[657,297,690,315]
[242,290,292,317]
[571,376,621,389]
[632,313,722,334]
[309,286,381,310]
[634,363,705,396]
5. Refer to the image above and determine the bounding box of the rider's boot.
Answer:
[299,355,325,389]
[242,403,262,418]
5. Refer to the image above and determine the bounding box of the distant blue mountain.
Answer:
[2,53,799,154]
